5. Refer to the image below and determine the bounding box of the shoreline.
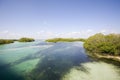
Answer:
[87,52,120,63]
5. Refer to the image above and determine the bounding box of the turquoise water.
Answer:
[0,41,120,80]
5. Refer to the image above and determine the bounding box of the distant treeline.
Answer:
[19,37,35,42]
[0,39,15,45]
[84,33,120,56]
[0,37,35,45]
[46,38,86,42]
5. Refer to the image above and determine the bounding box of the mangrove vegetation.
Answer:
[0,39,15,45]
[46,38,86,42]
[18,37,35,42]
[84,33,120,57]
[0,37,35,45]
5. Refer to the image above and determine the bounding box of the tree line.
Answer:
[46,38,86,42]
[0,37,35,45]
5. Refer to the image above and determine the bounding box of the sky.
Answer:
[0,0,120,39]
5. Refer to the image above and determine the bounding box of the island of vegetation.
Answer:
[0,37,35,45]
[0,39,15,45]
[84,33,120,62]
[46,38,86,42]
[18,37,35,42]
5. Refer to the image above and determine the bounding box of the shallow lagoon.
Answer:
[0,41,120,80]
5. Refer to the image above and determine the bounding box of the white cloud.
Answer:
[35,31,58,39]
[99,29,119,35]
[0,30,22,39]
[55,29,94,38]
[0,29,119,39]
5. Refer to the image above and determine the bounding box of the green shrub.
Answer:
[84,33,120,56]
[19,37,35,42]
[0,39,14,45]
[46,38,86,42]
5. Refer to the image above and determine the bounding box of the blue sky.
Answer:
[0,0,120,39]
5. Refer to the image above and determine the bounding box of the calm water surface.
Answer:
[0,41,120,80]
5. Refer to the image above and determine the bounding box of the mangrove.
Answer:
[18,37,35,42]
[84,33,120,61]
[46,38,86,43]
[0,39,15,45]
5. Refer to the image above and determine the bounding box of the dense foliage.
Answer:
[84,33,120,56]
[0,39,14,45]
[46,38,86,42]
[18,37,35,42]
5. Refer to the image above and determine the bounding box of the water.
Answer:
[0,41,120,80]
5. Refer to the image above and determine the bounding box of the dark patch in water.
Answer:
[0,61,24,80]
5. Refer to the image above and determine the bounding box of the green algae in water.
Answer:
[0,47,40,64]
[11,59,40,74]
[0,43,51,64]
[62,62,120,80]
